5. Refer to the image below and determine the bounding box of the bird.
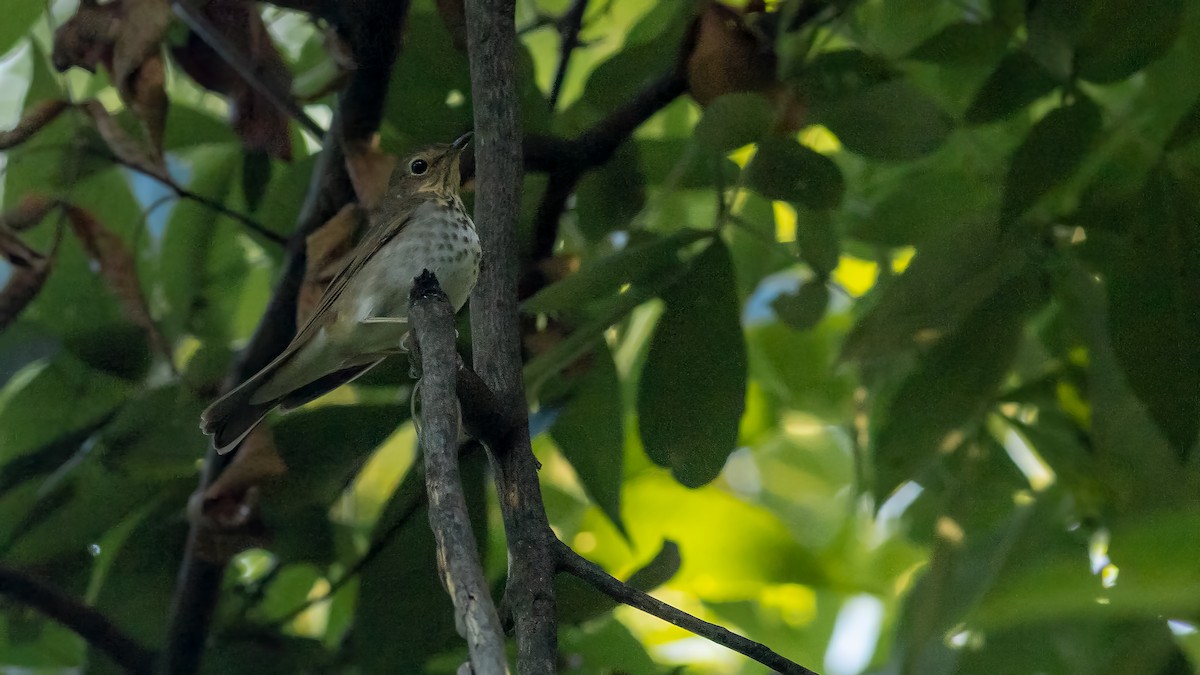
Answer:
[200,132,480,454]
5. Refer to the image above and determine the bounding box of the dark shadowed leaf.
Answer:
[870,270,1045,499]
[792,49,895,100]
[842,221,1028,361]
[772,281,829,330]
[638,241,747,487]
[694,93,774,154]
[965,52,1061,124]
[551,340,626,533]
[814,80,952,160]
[574,143,645,240]
[1001,96,1101,221]
[909,21,1011,67]
[1082,168,1200,460]
[1075,0,1184,83]
[522,229,709,314]
[746,139,844,210]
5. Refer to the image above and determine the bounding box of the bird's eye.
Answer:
[410,159,429,175]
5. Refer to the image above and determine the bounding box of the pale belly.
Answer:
[343,207,481,323]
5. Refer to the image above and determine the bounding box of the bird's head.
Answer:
[388,131,473,201]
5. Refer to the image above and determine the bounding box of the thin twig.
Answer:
[554,540,821,675]
[0,565,156,674]
[464,0,561,670]
[409,271,507,675]
[548,0,589,109]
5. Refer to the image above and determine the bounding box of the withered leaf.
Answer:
[170,0,294,160]
[203,427,287,509]
[0,224,56,333]
[81,99,171,183]
[344,137,397,210]
[0,100,70,150]
[63,204,173,365]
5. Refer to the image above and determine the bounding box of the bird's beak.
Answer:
[451,131,474,152]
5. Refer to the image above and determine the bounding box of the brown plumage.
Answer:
[201,132,479,453]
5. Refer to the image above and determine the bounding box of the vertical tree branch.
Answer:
[463,0,559,672]
[409,271,508,675]
[162,5,409,673]
[547,0,589,109]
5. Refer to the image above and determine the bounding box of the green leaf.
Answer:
[1166,94,1200,151]
[0,1,40,56]
[814,80,952,160]
[550,341,626,533]
[771,282,829,330]
[693,93,774,154]
[1075,0,1184,83]
[0,356,130,463]
[355,450,488,674]
[795,206,840,276]
[974,508,1200,629]
[792,49,895,100]
[1001,96,1101,221]
[1083,168,1200,459]
[745,139,844,210]
[908,21,1012,67]
[638,241,747,487]
[842,221,1028,362]
[574,142,645,240]
[522,229,709,314]
[965,52,1061,124]
[870,270,1045,499]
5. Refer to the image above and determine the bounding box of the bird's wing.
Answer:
[291,203,419,345]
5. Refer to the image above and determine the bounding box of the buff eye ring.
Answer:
[410,159,429,175]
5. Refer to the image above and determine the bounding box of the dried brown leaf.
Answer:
[171,0,294,160]
[0,224,56,333]
[203,427,288,507]
[687,1,805,131]
[436,0,468,51]
[344,137,397,210]
[81,99,170,182]
[1,195,59,233]
[0,100,70,150]
[298,204,365,325]
[130,52,168,153]
[63,204,172,365]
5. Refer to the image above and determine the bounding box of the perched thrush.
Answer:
[201,132,479,453]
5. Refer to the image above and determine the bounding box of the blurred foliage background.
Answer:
[2,0,1200,673]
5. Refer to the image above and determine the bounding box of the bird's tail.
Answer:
[201,366,284,455]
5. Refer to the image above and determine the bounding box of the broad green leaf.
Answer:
[1083,168,1200,459]
[522,229,709,314]
[577,0,691,114]
[965,52,1061,124]
[908,21,1011,67]
[637,138,739,189]
[550,340,626,533]
[355,450,488,674]
[1001,96,1101,221]
[158,145,247,342]
[771,282,829,330]
[842,221,1028,362]
[0,356,130,463]
[638,241,747,487]
[795,206,840,277]
[870,270,1044,499]
[1075,0,1184,83]
[745,139,844,210]
[693,93,774,154]
[0,2,39,56]
[848,162,1001,247]
[814,80,952,160]
[974,508,1200,628]
[574,142,645,240]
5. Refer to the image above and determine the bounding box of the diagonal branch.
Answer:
[554,540,821,675]
[548,0,590,109]
[408,271,507,675]
[463,0,560,671]
[0,565,156,675]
